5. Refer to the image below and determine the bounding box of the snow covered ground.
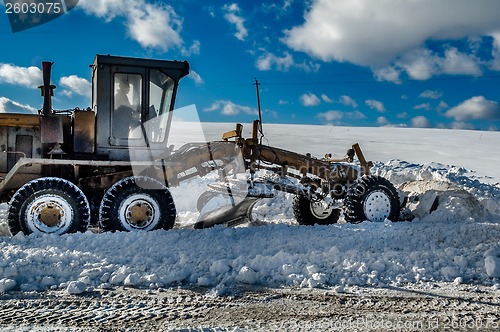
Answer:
[1,124,499,295]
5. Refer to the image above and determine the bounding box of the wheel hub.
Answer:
[126,200,154,226]
[37,203,63,227]
[310,201,334,220]
[119,194,160,230]
[26,194,73,233]
[363,190,391,222]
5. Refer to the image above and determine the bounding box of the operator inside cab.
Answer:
[115,80,132,108]
[113,73,142,139]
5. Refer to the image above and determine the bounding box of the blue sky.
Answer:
[1,0,500,131]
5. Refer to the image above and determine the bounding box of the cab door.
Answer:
[108,67,146,147]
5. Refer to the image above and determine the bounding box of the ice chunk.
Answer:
[485,256,500,278]
[66,281,86,294]
[237,266,258,284]
[210,260,231,274]
[124,273,142,286]
[0,278,16,292]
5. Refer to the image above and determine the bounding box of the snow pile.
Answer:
[1,124,500,294]
[0,159,499,295]
[374,159,500,217]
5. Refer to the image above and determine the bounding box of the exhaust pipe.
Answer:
[38,61,64,150]
[39,61,55,116]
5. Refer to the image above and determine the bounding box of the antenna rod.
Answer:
[254,78,263,134]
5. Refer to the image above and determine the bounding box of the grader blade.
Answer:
[194,197,261,229]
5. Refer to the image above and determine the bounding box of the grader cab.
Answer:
[0,55,401,236]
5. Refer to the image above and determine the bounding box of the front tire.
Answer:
[99,176,176,232]
[293,195,341,225]
[8,177,90,235]
[344,175,400,223]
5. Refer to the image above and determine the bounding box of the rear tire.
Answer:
[344,175,400,223]
[8,177,90,235]
[293,194,340,225]
[99,176,176,232]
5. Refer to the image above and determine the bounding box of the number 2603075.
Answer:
[5,2,62,15]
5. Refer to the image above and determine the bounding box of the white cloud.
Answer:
[188,70,204,85]
[300,93,321,107]
[490,32,500,69]
[397,112,408,119]
[365,99,385,113]
[59,75,92,98]
[440,48,482,76]
[79,0,183,52]
[445,96,500,121]
[318,110,366,123]
[413,103,431,111]
[204,100,257,116]
[0,97,37,114]
[128,4,182,50]
[321,94,333,103]
[206,5,216,18]
[282,0,293,11]
[182,40,201,57]
[339,95,357,108]
[376,47,482,83]
[256,52,294,71]
[317,110,342,122]
[263,0,293,12]
[437,100,449,111]
[261,0,294,16]
[397,49,440,81]
[278,100,289,105]
[377,116,390,126]
[375,66,402,84]
[419,90,443,99]
[295,61,321,73]
[411,115,433,128]
[0,63,41,88]
[284,0,500,80]
[223,3,248,41]
[79,0,127,18]
[256,51,319,72]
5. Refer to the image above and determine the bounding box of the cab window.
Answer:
[147,69,175,143]
[113,73,142,139]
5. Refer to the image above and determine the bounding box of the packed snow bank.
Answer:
[0,213,499,295]
[0,159,499,294]
[374,159,500,217]
[1,125,499,293]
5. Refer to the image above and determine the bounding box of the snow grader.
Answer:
[0,55,401,236]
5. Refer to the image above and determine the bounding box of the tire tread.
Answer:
[344,175,399,224]
[7,177,90,235]
[293,194,340,226]
[99,176,176,232]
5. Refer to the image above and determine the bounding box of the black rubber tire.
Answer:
[8,177,90,236]
[344,175,400,224]
[293,194,341,225]
[99,176,176,232]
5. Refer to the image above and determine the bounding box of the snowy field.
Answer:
[0,123,500,295]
